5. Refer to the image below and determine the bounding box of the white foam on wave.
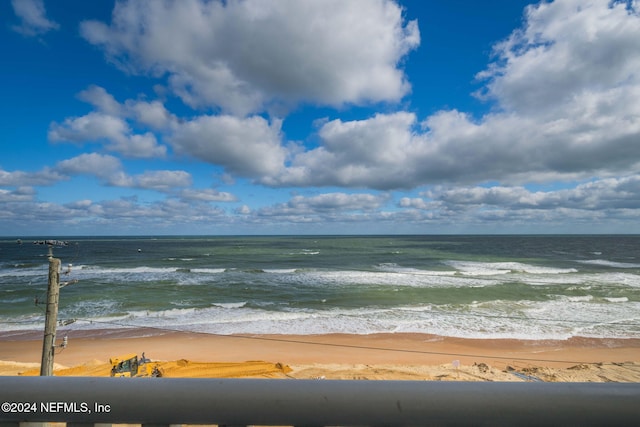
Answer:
[0,264,47,278]
[0,296,30,304]
[397,305,434,313]
[61,299,122,317]
[191,268,225,274]
[376,263,456,276]
[523,276,588,286]
[264,269,298,274]
[212,301,247,309]
[566,295,594,302]
[525,272,640,288]
[0,319,44,332]
[587,272,640,288]
[133,307,199,318]
[7,296,640,340]
[72,265,225,284]
[290,269,499,289]
[287,249,320,255]
[605,297,629,303]
[578,259,640,269]
[51,292,640,340]
[446,261,577,276]
[446,261,511,276]
[79,265,177,275]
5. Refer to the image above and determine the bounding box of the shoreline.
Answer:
[2,329,639,369]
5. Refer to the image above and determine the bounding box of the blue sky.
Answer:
[1,0,640,236]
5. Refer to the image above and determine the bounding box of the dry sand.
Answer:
[1,330,639,382]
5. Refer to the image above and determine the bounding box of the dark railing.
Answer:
[1,377,639,426]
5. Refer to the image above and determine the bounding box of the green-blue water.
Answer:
[1,235,639,340]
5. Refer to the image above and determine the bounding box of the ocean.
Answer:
[1,235,639,341]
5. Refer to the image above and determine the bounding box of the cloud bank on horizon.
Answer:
[1,0,639,235]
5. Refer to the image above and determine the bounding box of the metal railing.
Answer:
[1,377,639,426]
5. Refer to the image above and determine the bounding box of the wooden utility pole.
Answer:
[40,247,60,376]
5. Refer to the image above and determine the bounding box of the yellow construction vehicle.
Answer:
[109,353,161,377]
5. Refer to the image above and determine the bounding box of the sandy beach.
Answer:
[1,329,639,382]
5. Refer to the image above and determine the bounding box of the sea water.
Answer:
[1,235,639,340]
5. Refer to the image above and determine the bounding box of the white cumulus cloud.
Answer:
[432,176,640,211]
[54,153,192,192]
[11,0,59,37]
[0,167,65,186]
[0,186,36,202]
[476,0,640,116]
[49,86,169,159]
[257,192,388,218]
[170,114,287,177]
[179,188,238,202]
[126,170,192,191]
[80,0,419,115]
[268,0,640,190]
[55,153,123,180]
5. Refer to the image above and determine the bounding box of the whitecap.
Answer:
[0,296,30,304]
[578,259,640,269]
[605,297,629,303]
[291,269,498,289]
[211,302,247,309]
[376,264,456,276]
[446,261,577,276]
[567,295,594,302]
[190,268,225,274]
[78,265,177,275]
[264,269,297,274]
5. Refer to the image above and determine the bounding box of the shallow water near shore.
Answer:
[1,235,639,340]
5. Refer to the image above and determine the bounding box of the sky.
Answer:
[1,0,640,236]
